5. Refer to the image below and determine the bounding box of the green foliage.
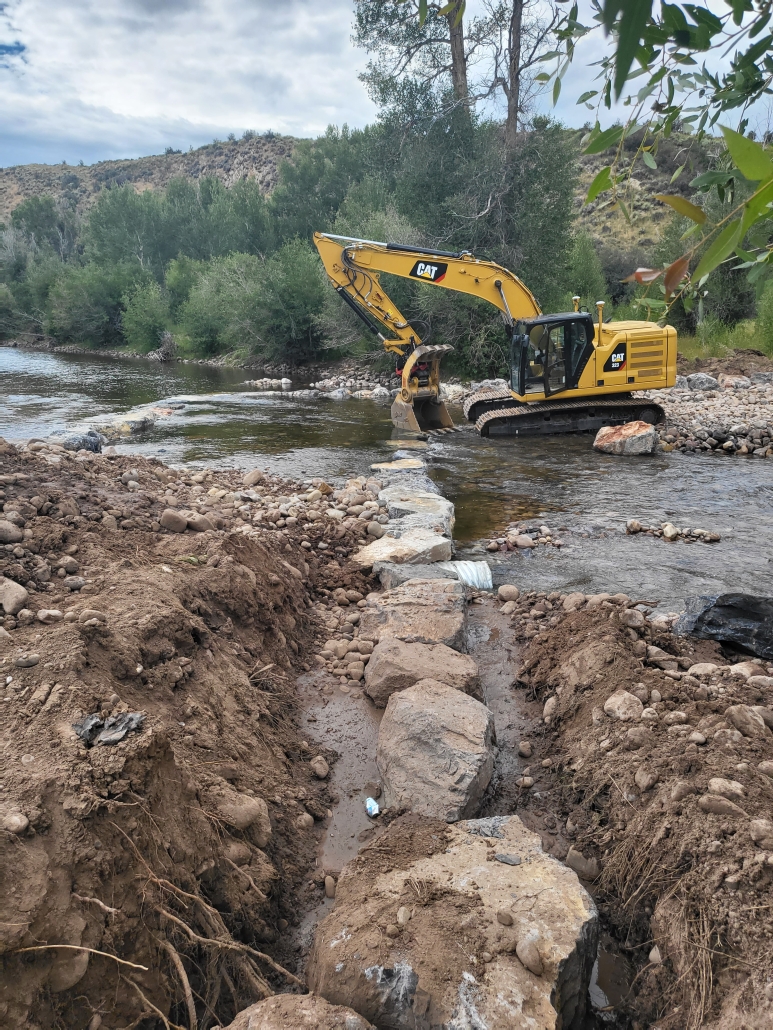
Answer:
[756,280,773,357]
[47,262,146,346]
[165,256,207,314]
[11,195,78,258]
[179,241,327,360]
[566,232,608,310]
[122,281,171,352]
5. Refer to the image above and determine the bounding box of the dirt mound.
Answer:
[0,442,373,1028]
[677,347,773,378]
[512,600,773,1029]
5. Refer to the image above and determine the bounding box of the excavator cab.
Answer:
[512,314,596,400]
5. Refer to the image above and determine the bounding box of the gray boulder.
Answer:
[377,679,495,821]
[364,638,481,707]
[686,372,720,391]
[359,578,468,651]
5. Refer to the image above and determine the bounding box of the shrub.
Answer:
[756,279,773,356]
[122,281,171,351]
[47,262,144,345]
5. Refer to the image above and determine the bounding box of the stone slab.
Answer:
[359,578,468,652]
[365,638,481,707]
[352,529,452,571]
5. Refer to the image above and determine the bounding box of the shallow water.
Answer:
[2,346,771,611]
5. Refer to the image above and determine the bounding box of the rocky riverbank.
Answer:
[1,437,772,1029]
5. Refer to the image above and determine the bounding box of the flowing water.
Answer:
[2,346,772,611]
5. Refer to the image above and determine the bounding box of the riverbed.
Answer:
[2,346,771,611]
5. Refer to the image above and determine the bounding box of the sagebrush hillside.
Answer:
[0,135,295,225]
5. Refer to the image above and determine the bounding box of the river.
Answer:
[2,346,771,611]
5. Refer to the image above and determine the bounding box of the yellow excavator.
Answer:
[313,232,677,436]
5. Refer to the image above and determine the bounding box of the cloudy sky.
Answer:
[0,0,741,169]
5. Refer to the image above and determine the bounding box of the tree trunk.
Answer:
[505,0,524,154]
[446,3,469,105]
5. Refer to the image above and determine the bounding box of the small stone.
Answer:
[688,663,718,678]
[626,519,642,534]
[542,696,557,722]
[518,741,532,758]
[516,776,534,788]
[324,875,336,899]
[749,819,773,849]
[243,469,265,488]
[671,781,695,801]
[688,731,707,745]
[15,654,39,668]
[2,811,29,834]
[37,609,63,624]
[515,939,543,977]
[160,509,188,533]
[310,756,329,779]
[297,812,315,830]
[63,576,86,591]
[634,767,658,792]
[385,923,400,938]
[481,951,493,963]
[367,522,386,539]
[649,945,662,965]
[698,795,746,817]
[397,906,410,926]
[496,908,513,926]
[0,521,23,544]
[498,584,520,602]
[758,761,773,778]
[565,847,600,880]
[0,579,29,615]
[78,609,107,624]
[186,514,214,533]
[603,690,644,722]
[514,535,536,549]
[708,777,745,802]
[620,608,645,629]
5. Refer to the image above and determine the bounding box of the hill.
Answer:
[0,134,296,225]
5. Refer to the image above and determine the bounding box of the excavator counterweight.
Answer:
[313,232,676,437]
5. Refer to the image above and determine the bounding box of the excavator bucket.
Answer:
[391,395,454,434]
[391,344,455,435]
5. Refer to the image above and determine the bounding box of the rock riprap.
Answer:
[307,814,598,1030]
[376,679,495,821]
[364,637,481,707]
[358,578,468,652]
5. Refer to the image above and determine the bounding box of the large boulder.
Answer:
[593,421,657,455]
[364,638,481,707]
[353,529,452,570]
[308,814,598,1030]
[378,485,455,536]
[221,994,374,1030]
[377,680,494,821]
[686,372,719,391]
[673,593,773,661]
[359,578,468,652]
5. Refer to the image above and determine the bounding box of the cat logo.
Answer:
[409,260,448,283]
[603,344,627,372]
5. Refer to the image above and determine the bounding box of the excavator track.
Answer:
[463,385,514,422]
[474,397,666,437]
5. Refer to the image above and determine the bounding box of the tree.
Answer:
[356,0,560,146]
[567,231,608,310]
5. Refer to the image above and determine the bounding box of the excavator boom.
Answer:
[313,232,541,433]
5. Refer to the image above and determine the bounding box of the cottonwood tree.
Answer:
[353,0,561,148]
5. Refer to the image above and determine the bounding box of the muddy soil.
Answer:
[0,440,374,1029]
[503,592,773,1030]
[677,347,773,378]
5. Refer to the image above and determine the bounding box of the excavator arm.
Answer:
[313,232,542,434]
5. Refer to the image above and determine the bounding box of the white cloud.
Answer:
[0,0,378,166]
